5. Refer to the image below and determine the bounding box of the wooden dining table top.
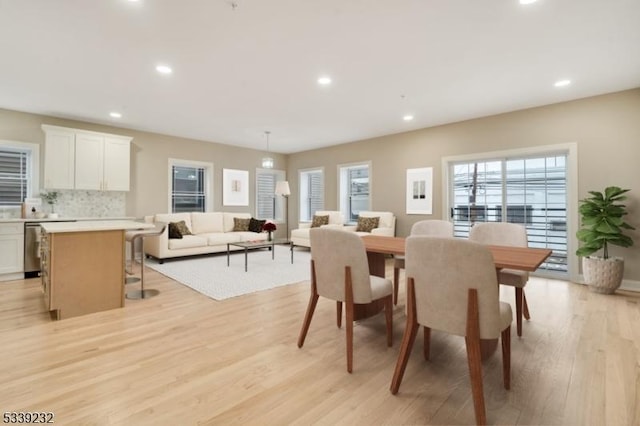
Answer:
[361,235,552,272]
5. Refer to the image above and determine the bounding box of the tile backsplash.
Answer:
[39,190,126,218]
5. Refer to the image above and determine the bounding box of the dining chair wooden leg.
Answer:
[465,288,487,426]
[345,266,354,373]
[522,290,530,320]
[393,266,400,305]
[384,295,393,347]
[336,301,342,328]
[297,291,318,348]
[298,260,319,348]
[390,278,419,394]
[515,287,523,337]
[423,326,431,360]
[501,325,511,390]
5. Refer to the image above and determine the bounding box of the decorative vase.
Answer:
[583,256,624,294]
[268,231,272,241]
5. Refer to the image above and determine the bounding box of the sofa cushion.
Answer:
[223,212,252,232]
[168,235,208,250]
[200,232,244,245]
[291,228,310,239]
[232,217,251,231]
[356,216,379,233]
[155,213,192,231]
[359,211,394,229]
[311,215,329,228]
[249,218,266,233]
[191,212,224,234]
[315,210,344,225]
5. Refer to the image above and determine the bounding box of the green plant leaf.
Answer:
[577,187,634,256]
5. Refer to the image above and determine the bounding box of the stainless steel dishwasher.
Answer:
[24,222,42,278]
[24,220,76,278]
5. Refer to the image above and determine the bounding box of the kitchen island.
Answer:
[40,220,153,320]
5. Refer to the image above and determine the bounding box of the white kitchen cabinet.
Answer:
[75,132,131,191]
[75,133,105,190]
[0,222,24,278]
[42,126,75,189]
[42,125,132,191]
[103,137,130,191]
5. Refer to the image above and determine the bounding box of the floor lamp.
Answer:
[275,181,291,241]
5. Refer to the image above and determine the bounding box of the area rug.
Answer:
[145,247,311,300]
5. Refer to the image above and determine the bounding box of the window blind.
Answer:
[256,171,276,219]
[0,149,29,206]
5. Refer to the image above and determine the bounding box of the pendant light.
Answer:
[262,131,274,169]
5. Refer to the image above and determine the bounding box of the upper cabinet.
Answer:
[42,125,132,191]
[42,127,75,189]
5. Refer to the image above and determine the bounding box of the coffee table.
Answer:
[226,239,292,272]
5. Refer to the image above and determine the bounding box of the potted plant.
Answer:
[576,186,635,294]
[41,190,59,218]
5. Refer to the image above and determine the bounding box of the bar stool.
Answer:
[125,228,142,285]
[126,222,166,300]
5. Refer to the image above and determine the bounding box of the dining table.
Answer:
[359,235,553,359]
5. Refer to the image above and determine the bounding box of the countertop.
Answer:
[40,220,154,233]
[0,216,135,223]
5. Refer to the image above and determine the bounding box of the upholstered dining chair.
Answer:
[390,237,512,425]
[297,228,393,373]
[393,220,454,305]
[469,222,530,337]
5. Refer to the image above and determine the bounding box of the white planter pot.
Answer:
[583,256,624,294]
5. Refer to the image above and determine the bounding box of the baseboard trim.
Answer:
[620,279,640,292]
[575,275,640,293]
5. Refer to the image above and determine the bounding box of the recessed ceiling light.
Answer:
[519,0,538,5]
[317,76,332,85]
[156,64,173,75]
[109,112,122,118]
[403,115,414,121]
[554,79,571,87]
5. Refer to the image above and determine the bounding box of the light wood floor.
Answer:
[1,260,639,425]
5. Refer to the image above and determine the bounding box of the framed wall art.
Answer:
[406,167,433,214]
[223,168,249,206]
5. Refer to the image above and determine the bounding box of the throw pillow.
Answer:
[248,218,266,233]
[168,222,183,239]
[310,214,329,228]
[174,220,192,236]
[232,217,251,232]
[356,216,379,233]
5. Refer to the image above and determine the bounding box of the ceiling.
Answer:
[1,0,639,154]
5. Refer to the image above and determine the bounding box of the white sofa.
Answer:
[290,210,396,247]
[144,212,268,262]
[290,211,346,248]
[344,211,396,237]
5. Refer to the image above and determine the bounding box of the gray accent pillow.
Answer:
[356,216,379,233]
[311,215,329,228]
[232,217,251,232]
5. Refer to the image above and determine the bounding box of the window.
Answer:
[168,159,213,213]
[0,141,39,206]
[256,168,285,220]
[445,145,577,279]
[339,162,370,223]
[299,168,324,221]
